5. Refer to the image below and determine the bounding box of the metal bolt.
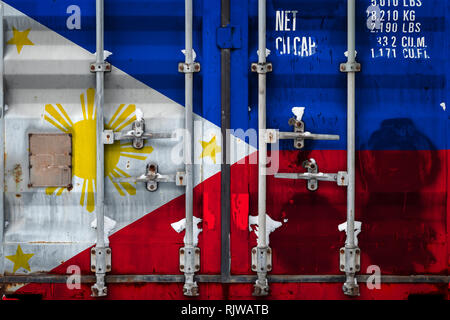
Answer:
[180,265,184,270]
[195,265,200,270]
[340,264,345,270]
[356,249,360,254]
[91,265,95,270]
[267,64,272,71]
[106,265,111,270]
[251,264,256,270]
[340,249,345,254]
[267,264,272,269]
[103,288,107,294]
[252,248,256,254]
[179,65,184,72]
[356,265,360,270]
[194,64,200,72]
[91,249,96,254]
[90,65,95,71]
[180,249,185,254]
[195,248,200,254]
[251,64,257,72]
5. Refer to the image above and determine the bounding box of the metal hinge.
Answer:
[251,247,272,273]
[251,62,273,74]
[90,62,112,73]
[340,62,361,73]
[178,62,201,73]
[179,247,200,274]
[90,247,111,297]
[217,25,242,49]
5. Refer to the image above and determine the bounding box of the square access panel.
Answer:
[28,133,72,188]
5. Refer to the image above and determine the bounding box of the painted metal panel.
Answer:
[0,0,448,300]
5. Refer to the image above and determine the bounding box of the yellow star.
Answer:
[199,136,222,164]
[5,245,34,273]
[7,27,34,54]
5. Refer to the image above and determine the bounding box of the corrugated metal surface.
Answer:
[0,0,448,300]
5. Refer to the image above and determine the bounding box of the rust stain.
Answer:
[15,194,21,198]
[13,164,23,184]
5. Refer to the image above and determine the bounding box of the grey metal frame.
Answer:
[1,274,448,285]
[220,0,231,283]
[0,2,4,277]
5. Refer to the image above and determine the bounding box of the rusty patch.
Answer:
[15,194,21,198]
[13,164,23,184]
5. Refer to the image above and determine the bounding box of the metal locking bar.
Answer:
[264,119,339,149]
[113,163,186,192]
[275,159,348,192]
[103,118,175,150]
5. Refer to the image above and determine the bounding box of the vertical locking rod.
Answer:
[182,0,199,296]
[343,0,360,296]
[92,0,108,297]
[253,0,270,296]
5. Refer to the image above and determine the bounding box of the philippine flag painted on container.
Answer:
[1,0,449,301]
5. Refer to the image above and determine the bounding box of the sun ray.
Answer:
[110,169,136,196]
[86,88,96,120]
[56,103,74,127]
[44,104,72,131]
[44,115,69,134]
[45,187,64,196]
[80,93,87,120]
[116,115,137,132]
[109,104,136,130]
[108,173,126,196]
[80,179,87,206]
[107,104,126,128]
[86,179,95,213]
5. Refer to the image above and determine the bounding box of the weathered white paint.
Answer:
[91,216,117,246]
[181,49,197,61]
[248,214,285,245]
[338,221,362,246]
[170,217,203,247]
[292,107,305,121]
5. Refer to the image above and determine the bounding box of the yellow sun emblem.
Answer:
[44,88,154,212]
